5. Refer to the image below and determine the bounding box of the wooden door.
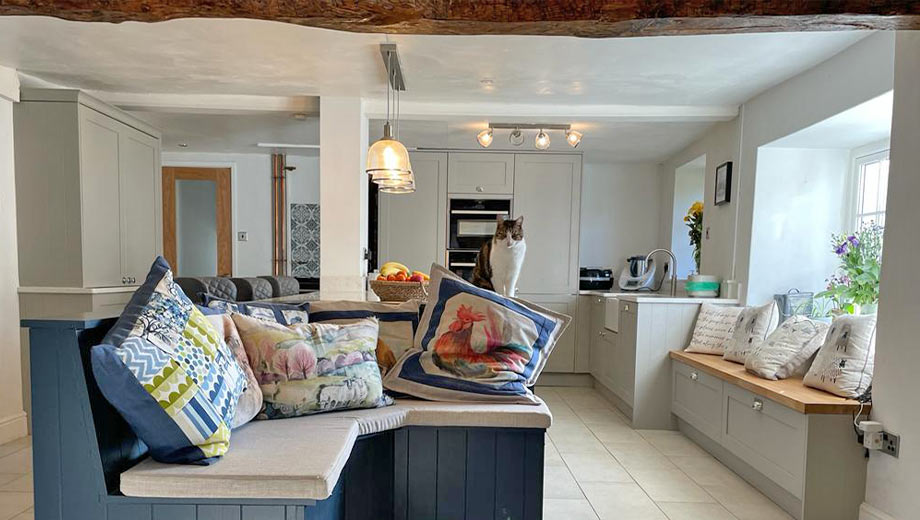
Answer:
[512,154,582,294]
[119,125,160,285]
[79,106,123,287]
[162,167,232,277]
[378,152,447,271]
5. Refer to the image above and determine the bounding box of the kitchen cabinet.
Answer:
[447,152,515,194]
[524,294,577,373]
[378,151,448,270]
[15,89,162,288]
[512,154,581,295]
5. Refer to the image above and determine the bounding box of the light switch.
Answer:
[238,231,249,242]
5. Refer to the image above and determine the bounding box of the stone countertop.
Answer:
[578,290,739,305]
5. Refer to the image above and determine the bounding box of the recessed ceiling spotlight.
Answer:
[177,143,188,148]
[480,78,495,90]
[292,113,308,121]
[477,128,494,148]
[535,130,551,150]
[565,129,583,148]
[509,128,524,146]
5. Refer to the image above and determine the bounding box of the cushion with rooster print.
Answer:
[803,313,877,398]
[383,264,571,404]
[91,257,246,464]
[231,313,391,419]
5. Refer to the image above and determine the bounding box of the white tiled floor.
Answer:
[537,386,794,520]
[0,436,32,520]
[0,388,794,520]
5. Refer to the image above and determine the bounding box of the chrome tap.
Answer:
[645,248,678,296]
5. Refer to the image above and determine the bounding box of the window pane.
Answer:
[861,161,880,214]
[878,159,889,212]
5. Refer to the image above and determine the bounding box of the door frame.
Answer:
[162,166,233,276]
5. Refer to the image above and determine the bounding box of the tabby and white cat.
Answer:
[472,215,526,297]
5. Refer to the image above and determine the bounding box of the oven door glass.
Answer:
[457,219,497,237]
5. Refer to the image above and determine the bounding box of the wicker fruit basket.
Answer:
[369,280,429,302]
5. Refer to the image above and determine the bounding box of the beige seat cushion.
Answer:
[121,398,553,500]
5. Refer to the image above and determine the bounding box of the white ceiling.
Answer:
[0,17,872,161]
[766,91,892,149]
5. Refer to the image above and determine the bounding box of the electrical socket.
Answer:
[882,432,900,458]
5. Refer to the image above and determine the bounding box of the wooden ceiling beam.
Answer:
[0,1,918,37]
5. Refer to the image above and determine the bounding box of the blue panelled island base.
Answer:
[23,312,546,520]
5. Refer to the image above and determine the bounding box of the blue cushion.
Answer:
[202,294,310,325]
[383,264,570,404]
[91,257,246,464]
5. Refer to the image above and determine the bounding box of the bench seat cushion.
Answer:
[120,398,552,500]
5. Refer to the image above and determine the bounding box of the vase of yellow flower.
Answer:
[684,201,720,297]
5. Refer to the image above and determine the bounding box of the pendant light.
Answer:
[367,44,414,192]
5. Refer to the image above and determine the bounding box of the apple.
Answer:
[409,274,424,282]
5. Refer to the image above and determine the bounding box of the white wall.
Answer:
[285,154,320,275]
[862,31,920,520]
[163,152,320,277]
[746,147,850,304]
[579,162,661,273]
[670,156,706,277]
[659,118,741,283]
[0,67,27,444]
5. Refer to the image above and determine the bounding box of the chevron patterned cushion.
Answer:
[91,256,246,464]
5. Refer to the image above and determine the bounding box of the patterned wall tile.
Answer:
[291,203,320,277]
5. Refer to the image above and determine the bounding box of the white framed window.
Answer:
[851,149,889,229]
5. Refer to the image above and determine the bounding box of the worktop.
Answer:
[578,289,739,305]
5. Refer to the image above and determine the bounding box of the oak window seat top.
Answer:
[119,398,552,501]
[670,351,868,415]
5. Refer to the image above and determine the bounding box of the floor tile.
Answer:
[0,450,31,476]
[668,455,745,487]
[0,475,32,493]
[574,407,626,425]
[548,430,608,454]
[638,431,708,456]
[561,451,633,483]
[580,481,668,520]
[0,492,32,520]
[545,438,564,464]
[588,423,646,443]
[544,462,585,499]
[606,442,678,471]
[658,502,738,520]
[543,498,600,520]
[703,481,794,520]
[629,469,715,503]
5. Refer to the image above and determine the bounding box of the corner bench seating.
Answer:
[24,312,550,520]
[669,350,868,520]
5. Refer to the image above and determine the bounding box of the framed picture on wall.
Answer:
[715,161,732,205]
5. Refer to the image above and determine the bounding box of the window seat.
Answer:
[120,400,552,500]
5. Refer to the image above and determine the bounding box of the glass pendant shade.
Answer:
[535,130,551,150]
[509,128,524,146]
[379,182,416,194]
[366,122,413,184]
[565,129,583,148]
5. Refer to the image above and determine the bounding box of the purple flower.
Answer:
[834,242,848,256]
[847,235,860,248]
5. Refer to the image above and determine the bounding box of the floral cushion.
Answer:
[201,309,264,428]
[203,294,309,325]
[91,257,246,464]
[383,264,571,404]
[231,313,391,419]
[308,300,420,376]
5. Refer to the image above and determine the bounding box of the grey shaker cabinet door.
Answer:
[79,106,123,288]
[512,154,581,295]
[378,152,447,272]
[119,125,161,284]
[447,152,515,194]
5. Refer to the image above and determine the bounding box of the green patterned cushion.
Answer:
[91,257,246,464]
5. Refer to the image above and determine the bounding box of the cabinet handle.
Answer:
[752,398,764,412]
[690,371,699,381]
[598,331,606,338]
[624,304,630,312]
[130,277,136,284]
[596,298,603,303]
[122,277,127,284]
[475,186,484,193]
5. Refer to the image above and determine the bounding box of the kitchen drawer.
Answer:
[604,297,619,332]
[672,361,723,440]
[447,153,515,194]
[722,384,807,498]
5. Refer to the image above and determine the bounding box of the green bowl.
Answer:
[685,281,720,292]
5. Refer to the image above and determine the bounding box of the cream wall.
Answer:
[579,162,661,273]
[861,31,920,520]
[0,66,27,444]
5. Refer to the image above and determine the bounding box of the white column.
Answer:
[862,31,920,520]
[0,66,27,443]
[319,97,369,301]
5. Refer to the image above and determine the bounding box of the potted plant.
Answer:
[816,223,883,315]
[683,201,719,297]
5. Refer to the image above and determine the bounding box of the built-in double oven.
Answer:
[446,197,512,281]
